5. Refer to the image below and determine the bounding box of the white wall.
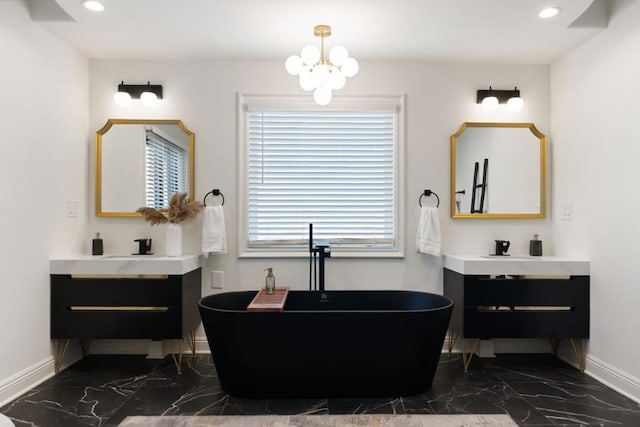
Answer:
[0,0,88,403]
[88,60,551,294]
[551,0,640,400]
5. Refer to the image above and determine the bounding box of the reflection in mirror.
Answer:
[95,119,195,217]
[450,122,546,218]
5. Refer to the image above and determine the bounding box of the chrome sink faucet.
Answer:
[309,224,331,291]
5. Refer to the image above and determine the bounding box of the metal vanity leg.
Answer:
[570,338,586,373]
[447,330,459,353]
[170,338,185,374]
[461,338,480,373]
[54,339,70,374]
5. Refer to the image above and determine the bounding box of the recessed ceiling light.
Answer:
[83,1,105,12]
[538,7,559,18]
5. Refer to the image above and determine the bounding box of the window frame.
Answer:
[237,94,405,259]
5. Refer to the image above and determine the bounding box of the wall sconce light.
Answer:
[285,25,359,106]
[476,86,524,112]
[113,81,163,107]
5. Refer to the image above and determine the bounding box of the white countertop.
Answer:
[443,254,590,276]
[50,254,202,275]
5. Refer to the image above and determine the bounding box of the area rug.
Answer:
[119,414,518,426]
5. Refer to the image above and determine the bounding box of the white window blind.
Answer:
[247,109,396,250]
[145,130,187,209]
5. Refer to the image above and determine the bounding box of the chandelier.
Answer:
[285,25,359,106]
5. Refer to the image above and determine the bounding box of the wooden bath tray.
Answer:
[247,287,290,312]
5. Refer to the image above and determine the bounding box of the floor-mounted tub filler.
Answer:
[199,290,453,398]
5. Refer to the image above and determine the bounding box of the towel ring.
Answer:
[203,189,225,207]
[418,190,440,208]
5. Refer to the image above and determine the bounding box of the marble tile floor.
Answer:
[1,353,639,427]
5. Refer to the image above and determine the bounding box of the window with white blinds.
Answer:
[242,97,403,255]
[145,130,188,209]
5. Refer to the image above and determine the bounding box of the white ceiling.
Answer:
[30,0,608,64]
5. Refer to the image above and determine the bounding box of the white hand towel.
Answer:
[416,206,441,256]
[202,205,227,257]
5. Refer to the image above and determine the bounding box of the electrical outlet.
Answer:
[211,271,224,289]
[561,202,573,220]
[66,200,78,217]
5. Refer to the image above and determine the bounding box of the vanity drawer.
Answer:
[51,309,183,339]
[462,276,589,307]
[51,275,182,308]
[463,308,589,338]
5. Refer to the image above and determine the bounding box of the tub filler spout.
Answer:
[309,223,331,291]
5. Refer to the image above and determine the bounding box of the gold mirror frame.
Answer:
[450,122,546,219]
[95,119,195,217]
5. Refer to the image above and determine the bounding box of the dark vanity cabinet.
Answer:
[51,269,201,339]
[50,267,201,373]
[442,255,590,372]
[444,269,589,339]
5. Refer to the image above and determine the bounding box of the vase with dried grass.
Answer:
[136,192,203,257]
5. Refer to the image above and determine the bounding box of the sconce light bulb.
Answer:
[140,91,158,107]
[507,96,524,112]
[481,96,498,111]
[113,91,131,107]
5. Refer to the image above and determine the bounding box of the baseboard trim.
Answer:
[583,354,640,404]
[0,357,55,408]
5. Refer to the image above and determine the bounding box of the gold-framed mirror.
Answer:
[450,122,546,218]
[95,119,195,217]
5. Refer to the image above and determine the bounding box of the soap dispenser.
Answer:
[529,234,543,256]
[92,233,103,256]
[265,268,276,295]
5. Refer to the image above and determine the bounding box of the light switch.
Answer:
[211,271,224,289]
[561,203,573,220]
[66,200,78,217]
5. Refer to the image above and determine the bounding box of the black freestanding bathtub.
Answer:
[198,290,453,398]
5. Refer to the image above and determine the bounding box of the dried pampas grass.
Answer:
[136,207,169,225]
[136,192,203,225]
[167,192,203,223]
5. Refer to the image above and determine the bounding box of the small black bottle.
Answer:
[92,232,104,256]
[529,234,542,256]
